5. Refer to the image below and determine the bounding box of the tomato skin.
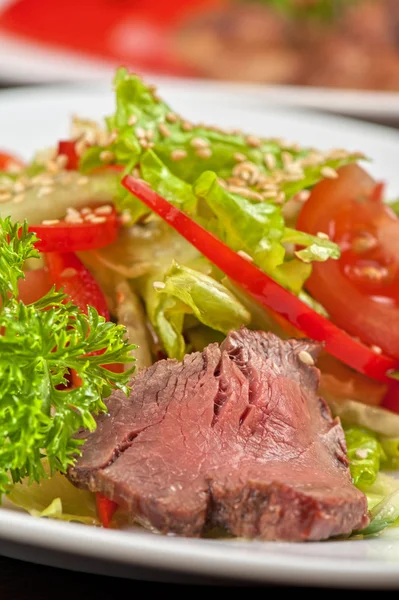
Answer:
[381,382,399,414]
[297,164,399,359]
[0,151,24,172]
[18,268,52,304]
[57,140,79,170]
[45,252,109,319]
[95,492,118,528]
[30,205,118,253]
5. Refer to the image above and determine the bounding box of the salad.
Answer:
[1,68,399,538]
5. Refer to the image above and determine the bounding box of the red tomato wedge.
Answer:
[297,164,399,359]
[122,175,399,382]
[57,140,79,170]
[18,268,52,305]
[0,150,24,172]
[45,251,109,319]
[30,205,118,253]
[95,493,118,528]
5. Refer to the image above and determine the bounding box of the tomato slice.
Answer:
[18,268,52,305]
[57,140,79,170]
[95,492,118,528]
[122,175,398,382]
[45,251,109,319]
[30,204,118,253]
[0,151,24,173]
[297,164,399,359]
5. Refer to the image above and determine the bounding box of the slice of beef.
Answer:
[68,328,369,541]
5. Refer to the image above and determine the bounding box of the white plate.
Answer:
[1,83,399,588]
[1,30,399,123]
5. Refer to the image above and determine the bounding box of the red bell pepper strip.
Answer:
[122,176,399,383]
[95,492,118,528]
[57,140,79,170]
[30,205,118,253]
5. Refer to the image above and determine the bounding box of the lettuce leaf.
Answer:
[358,473,399,536]
[149,262,251,360]
[344,426,383,489]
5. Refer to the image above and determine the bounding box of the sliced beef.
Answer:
[68,328,369,541]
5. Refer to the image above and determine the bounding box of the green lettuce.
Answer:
[357,473,399,536]
[344,426,383,489]
[148,262,251,360]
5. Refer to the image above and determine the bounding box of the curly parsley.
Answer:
[0,218,135,496]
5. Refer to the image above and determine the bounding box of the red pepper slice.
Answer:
[0,151,24,172]
[30,205,118,253]
[122,176,399,383]
[95,492,118,528]
[57,140,79,170]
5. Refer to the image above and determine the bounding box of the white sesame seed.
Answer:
[228,186,263,202]
[234,153,246,163]
[181,121,193,131]
[275,191,286,204]
[371,345,382,355]
[61,268,78,278]
[317,231,330,240]
[80,207,92,215]
[246,135,261,148]
[120,211,132,226]
[355,449,369,459]
[128,115,138,126]
[77,176,89,186]
[13,181,25,194]
[262,191,278,200]
[170,150,187,161]
[65,216,84,224]
[55,154,68,169]
[89,216,107,224]
[195,148,212,159]
[99,150,115,163]
[38,187,53,197]
[227,177,246,187]
[94,204,113,215]
[146,129,154,141]
[282,152,294,167]
[237,250,254,262]
[153,281,166,290]
[264,153,276,170]
[296,190,311,203]
[75,139,87,156]
[298,350,315,366]
[135,127,146,139]
[166,112,178,123]
[321,166,338,179]
[158,123,171,138]
[66,207,81,219]
[190,137,210,149]
[41,219,60,225]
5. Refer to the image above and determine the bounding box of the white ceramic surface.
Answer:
[1,83,399,588]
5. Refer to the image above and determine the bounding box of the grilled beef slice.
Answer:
[68,328,369,540]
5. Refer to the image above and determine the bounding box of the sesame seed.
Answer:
[246,135,261,148]
[351,235,377,254]
[190,137,210,149]
[262,191,278,200]
[65,217,84,224]
[275,191,286,204]
[75,139,87,156]
[94,204,113,215]
[55,154,68,169]
[146,129,154,141]
[228,186,263,202]
[38,187,53,197]
[316,231,330,240]
[298,350,315,366]
[218,178,228,189]
[153,281,166,290]
[66,207,81,219]
[237,250,254,262]
[0,192,11,203]
[264,153,276,170]
[296,190,311,203]
[135,127,146,139]
[13,181,25,194]
[120,211,132,226]
[89,216,107,224]
[232,161,260,186]
[158,123,171,138]
[77,176,89,186]
[181,121,193,131]
[371,345,382,355]
[80,207,92,215]
[321,166,338,179]
[41,219,60,225]
[284,172,304,182]
[46,160,59,174]
[61,268,78,278]
[170,150,187,161]
[195,148,212,159]
[99,150,115,163]
[282,152,294,167]
[12,194,25,204]
[234,153,246,163]
[166,112,178,123]
[355,449,369,459]
[128,115,138,126]
[227,177,246,187]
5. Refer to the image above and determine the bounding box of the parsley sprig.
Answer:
[0,218,135,496]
